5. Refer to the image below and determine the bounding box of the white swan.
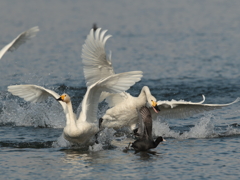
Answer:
[101,88,240,130]
[100,86,160,130]
[7,71,143,144]
[81,27,240,131]
[81,28,159,130]
[0,26,39,59]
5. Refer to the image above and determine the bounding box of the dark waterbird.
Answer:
[127,106,165,153]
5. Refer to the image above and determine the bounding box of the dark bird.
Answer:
[130,106,165,153]
[92,23,98,32]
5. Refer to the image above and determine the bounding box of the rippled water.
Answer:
[1,0,240,179]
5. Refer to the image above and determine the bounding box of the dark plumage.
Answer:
[131,106,165,152]
[131,137,165,152]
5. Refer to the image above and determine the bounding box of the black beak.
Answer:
[154,105,161,112]
[57,97,63,101]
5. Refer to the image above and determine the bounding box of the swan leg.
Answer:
[99,118,103,128]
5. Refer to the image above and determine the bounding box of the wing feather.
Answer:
[8,84,67,113]
[79,71,143,123]
[0,26,39,59]
[151,96,240,120]
[82,28,115,87]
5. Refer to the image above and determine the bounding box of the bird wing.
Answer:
[135,107,145,139]
[82,28,115,87]
[7,84,67,113]
[151,95,240,120]
[103,92,130,107]
[140,107,152,140]
[0,26,39,59]
[79,71,143,123]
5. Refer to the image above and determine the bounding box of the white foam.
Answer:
[152,114,240,139]
[89,143,103,152]
[180,114,216,139]
[52,133,72,148]
[97,128,116,145]
[0,99,66,128]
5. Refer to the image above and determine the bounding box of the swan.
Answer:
[100,86,160,130]
[7,71,143,145]
[81,28,160,130]
[82,27,240,130]
[101,92,239,130]
[129,106,165,153]
[0,26,39,59]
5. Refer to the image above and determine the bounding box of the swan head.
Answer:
[57,93,71,103]
[147,95,160,113]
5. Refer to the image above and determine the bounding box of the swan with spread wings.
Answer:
[81,27,240,131]
[8,71,142,145]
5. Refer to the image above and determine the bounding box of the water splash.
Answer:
[0,99,66,128]
[153,114,240,139]
[52,133,73,148]
[180,114,216,139]
[89,143,103,152]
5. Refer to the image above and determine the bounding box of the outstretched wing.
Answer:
[151,95,240,120]
[81,28,115,87]
[0,26,39,59]
[140,107,153,140]
[136,106,153,140]
[79,71,143,123]
[7,84,67,113]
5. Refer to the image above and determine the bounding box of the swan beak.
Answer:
[57,95,64,101]
[151,100,160,113]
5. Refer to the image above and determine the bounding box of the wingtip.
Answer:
[234,97,240,103]
[200,95,206,104]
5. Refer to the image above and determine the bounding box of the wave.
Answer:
[153,114,240,139]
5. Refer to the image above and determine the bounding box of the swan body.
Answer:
[0,26,39,59]
[7,70,142,145]
[100,86,160,130]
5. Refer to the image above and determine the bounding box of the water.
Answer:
[1,0,240,179]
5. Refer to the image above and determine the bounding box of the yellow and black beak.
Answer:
[151,100,160,113]
[57,95,64,101]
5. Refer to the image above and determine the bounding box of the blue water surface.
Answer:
[0,0,240,179]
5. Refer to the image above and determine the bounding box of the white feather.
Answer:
[0,26,39,59]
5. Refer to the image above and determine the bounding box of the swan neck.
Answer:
[65,101,76,125]
[138,86,151,102]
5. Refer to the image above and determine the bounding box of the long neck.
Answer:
[65,101,76,126]
[138,86,151,105]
